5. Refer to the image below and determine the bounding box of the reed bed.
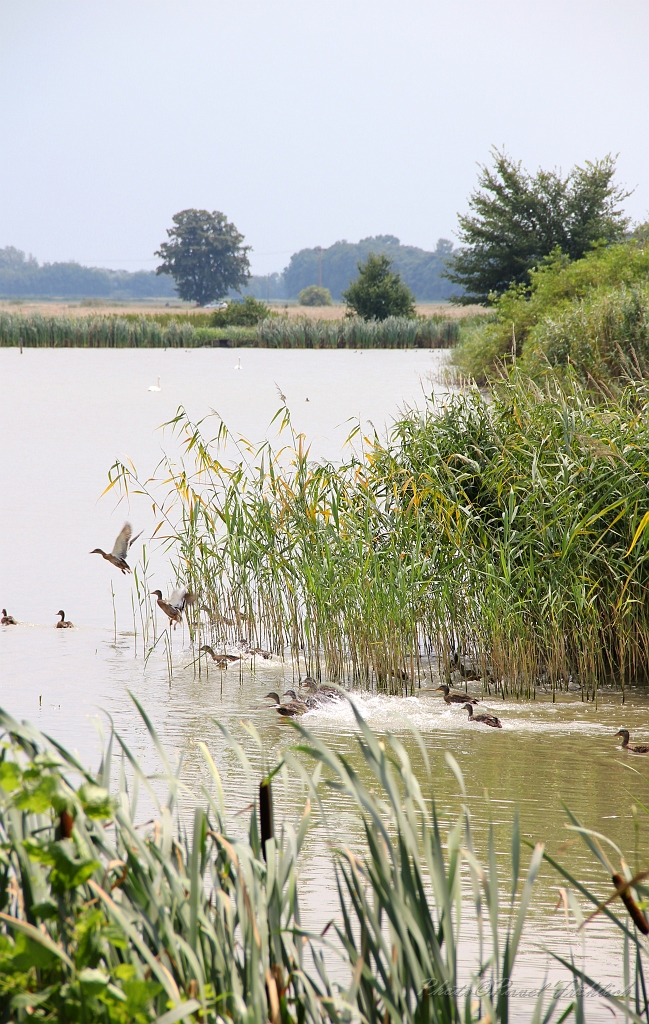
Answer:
[256,315,459,349]
[1,699,644,1022]
[109,370,649,698]
[0,312,254,348]
[0,312,458,349]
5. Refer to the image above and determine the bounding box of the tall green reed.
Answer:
[0,312,458,349]
[105,369,649,697]
[1,699,646,1022]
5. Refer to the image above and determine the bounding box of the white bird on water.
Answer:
[234,358,242,370]
[148,377,161,392]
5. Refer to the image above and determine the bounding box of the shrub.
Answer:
[298,285,333,306]
[522,285,649,381]
[342,253,416,321]
[209,295,271,326]
[454,240,649,381]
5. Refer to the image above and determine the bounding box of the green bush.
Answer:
[522,285,649,381]
[454,241,649,381]
[298,285,333,306]
[209,295,271,327]
[342,253,416,321]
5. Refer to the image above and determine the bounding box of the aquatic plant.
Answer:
[0,311,458,349]
[257,314,458,349]
[1,699,647,1022]
[107,367,649,698]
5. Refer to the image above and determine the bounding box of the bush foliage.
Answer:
[342,253,416,321]
[298,285,333,306]
[454,241,649,381]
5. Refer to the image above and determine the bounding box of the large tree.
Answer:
[156,209,251,305]
[342,253,416,321]
[446,151,630,304]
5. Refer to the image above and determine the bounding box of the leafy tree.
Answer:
[298,285,333,306]
[446,150,631,304]
[156,209,251,306]
[342,253,416,321]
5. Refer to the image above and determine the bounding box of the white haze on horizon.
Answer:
[0,0,647,277]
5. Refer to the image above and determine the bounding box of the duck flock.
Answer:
[2,522,648,747]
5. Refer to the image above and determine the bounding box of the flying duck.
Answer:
[151,587,195,626]
[90,522,142,574]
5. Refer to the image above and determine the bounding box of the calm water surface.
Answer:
[1,348,648,1020]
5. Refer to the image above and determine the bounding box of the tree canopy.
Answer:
[446,151,631,304]
[156,209,251,306]
[342,253,416,320]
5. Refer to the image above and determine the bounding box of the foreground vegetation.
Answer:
[0,311,458,349]
[108,369,649,697]
[1,700,646,1022]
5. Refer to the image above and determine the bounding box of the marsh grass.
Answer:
[0,699,647,1022]
[0,312,458,349]
[106,368,649,698]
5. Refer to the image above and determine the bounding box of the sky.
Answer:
[0,0,648,277]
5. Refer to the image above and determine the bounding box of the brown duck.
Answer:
[151,587,195,627]
[615,729,649,754]
[464,703,501,728]
[200,645,242,667]
[56,610,74,628]
[1,609,17,625]
[437,684,479,706]
[302,678,342,704]
[90,522,142,574]
[266,691,309,717]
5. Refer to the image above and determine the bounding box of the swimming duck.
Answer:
[1,609,17,625]
[56,610,73,628]
[302,678,342,703]
[437,684,479,706]
[615,729,649,753]
[265,691,309,717]
[151,587,195,626]
[464,703,501,728]
[199,645,241,667]
[90,522,143,574]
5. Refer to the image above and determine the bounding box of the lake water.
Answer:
[1,347,647,1020]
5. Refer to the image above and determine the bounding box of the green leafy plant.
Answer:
[342,253,416,321]
[454,240,649,381]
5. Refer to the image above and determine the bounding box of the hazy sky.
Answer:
[1,1,648,276]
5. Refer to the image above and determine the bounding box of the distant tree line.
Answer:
[278,236,460,301]
[0,234,460,304]
[0,246,176,299]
